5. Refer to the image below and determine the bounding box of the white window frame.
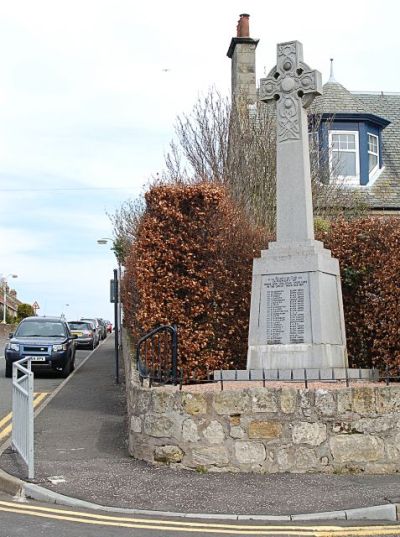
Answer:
[329,130,360,186]
[368,133,379,176]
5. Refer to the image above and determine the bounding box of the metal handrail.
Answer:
[136,324,178,386]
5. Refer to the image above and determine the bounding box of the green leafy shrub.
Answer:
[16,303,35,322]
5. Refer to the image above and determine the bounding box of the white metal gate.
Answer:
[12,357,34,479]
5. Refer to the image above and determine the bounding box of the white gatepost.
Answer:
[12,357,34,479]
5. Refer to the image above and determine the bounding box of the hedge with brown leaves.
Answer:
[122,182,267,377]
[320,217,400,371]
[123,187,400,375]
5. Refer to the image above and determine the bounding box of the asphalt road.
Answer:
[0,340,93,447]
[0,495,400,537]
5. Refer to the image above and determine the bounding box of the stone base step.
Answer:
[213,368,378,382]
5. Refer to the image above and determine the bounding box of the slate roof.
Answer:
[311,81,371,115]
[310,81,400,209]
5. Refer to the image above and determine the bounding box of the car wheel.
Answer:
[90,340,95,350]
[5,361,12,378]
[60,359,72,378]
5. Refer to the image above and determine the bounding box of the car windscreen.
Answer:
[69,322,91,330]
[81,319,97,326]
[15,321,67,338]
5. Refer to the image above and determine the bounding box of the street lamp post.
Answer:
[97,237,122,384]
[61,304,70,320]
[1,274,18,324]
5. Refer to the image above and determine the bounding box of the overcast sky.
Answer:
[0,0,399,322]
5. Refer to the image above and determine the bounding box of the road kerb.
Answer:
[345,504,397,521]
[17,480,400,522]
[0,468,23,497]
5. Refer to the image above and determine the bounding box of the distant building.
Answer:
[227,14,400,213]
[0,284,22,319]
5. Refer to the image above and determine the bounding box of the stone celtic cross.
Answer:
[259,41,322,242]
[247,41,347,373]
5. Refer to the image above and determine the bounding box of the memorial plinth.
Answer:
[247,41,348,370]
[247,240,347,369]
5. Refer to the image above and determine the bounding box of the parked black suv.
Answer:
[4,316,76,378]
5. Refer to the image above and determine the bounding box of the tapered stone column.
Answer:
[247,41,347,370]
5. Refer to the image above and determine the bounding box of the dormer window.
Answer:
[368,133,379,174]
[329,130,360,185]
[308,79,391,188]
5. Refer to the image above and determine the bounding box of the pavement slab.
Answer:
[1,336,400,517]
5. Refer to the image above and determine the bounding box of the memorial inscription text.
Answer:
[261,273,311,345]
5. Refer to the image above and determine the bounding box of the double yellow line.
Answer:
[0,501,399,535]
[0,392,49,442]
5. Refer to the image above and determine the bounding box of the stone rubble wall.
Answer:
[0,324,15,354]
[0,323,15,340]
[122,333,400,474]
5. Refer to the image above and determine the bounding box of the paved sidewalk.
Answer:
[0,336,8,357]
[1,336,400,517]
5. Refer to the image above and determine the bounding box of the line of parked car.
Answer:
[3,316,113,378]
[68,318,112,350]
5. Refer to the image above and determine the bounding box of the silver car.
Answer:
[80,318,101,347]
[68,321,96,349]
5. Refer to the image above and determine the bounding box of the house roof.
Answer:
[310,80,400,209]
[311,81,371,115]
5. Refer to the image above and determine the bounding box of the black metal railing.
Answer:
[136,324,178,386]
[382,365,400,386]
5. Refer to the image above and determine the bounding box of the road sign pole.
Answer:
[113,269,119,384]
[32,301,40,316]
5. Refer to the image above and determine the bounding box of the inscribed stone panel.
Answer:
[259,272,311,345]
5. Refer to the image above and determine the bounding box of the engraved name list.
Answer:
[261,273,311,345]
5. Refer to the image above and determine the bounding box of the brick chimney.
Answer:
[227,14,259,105]
[237,13,250,37]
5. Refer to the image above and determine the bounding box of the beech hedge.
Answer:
[122,182,267,377]
[321,217,400,371]
[122,181,400,375]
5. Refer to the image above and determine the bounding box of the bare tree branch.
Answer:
[163,89,366,230]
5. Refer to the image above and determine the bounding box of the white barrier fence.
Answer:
[12,357,34,479]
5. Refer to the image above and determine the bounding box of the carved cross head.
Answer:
[260,41,322,142]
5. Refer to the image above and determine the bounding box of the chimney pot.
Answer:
[237,13,250,38]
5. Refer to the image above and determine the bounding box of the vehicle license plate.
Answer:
[27,356,47,362]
